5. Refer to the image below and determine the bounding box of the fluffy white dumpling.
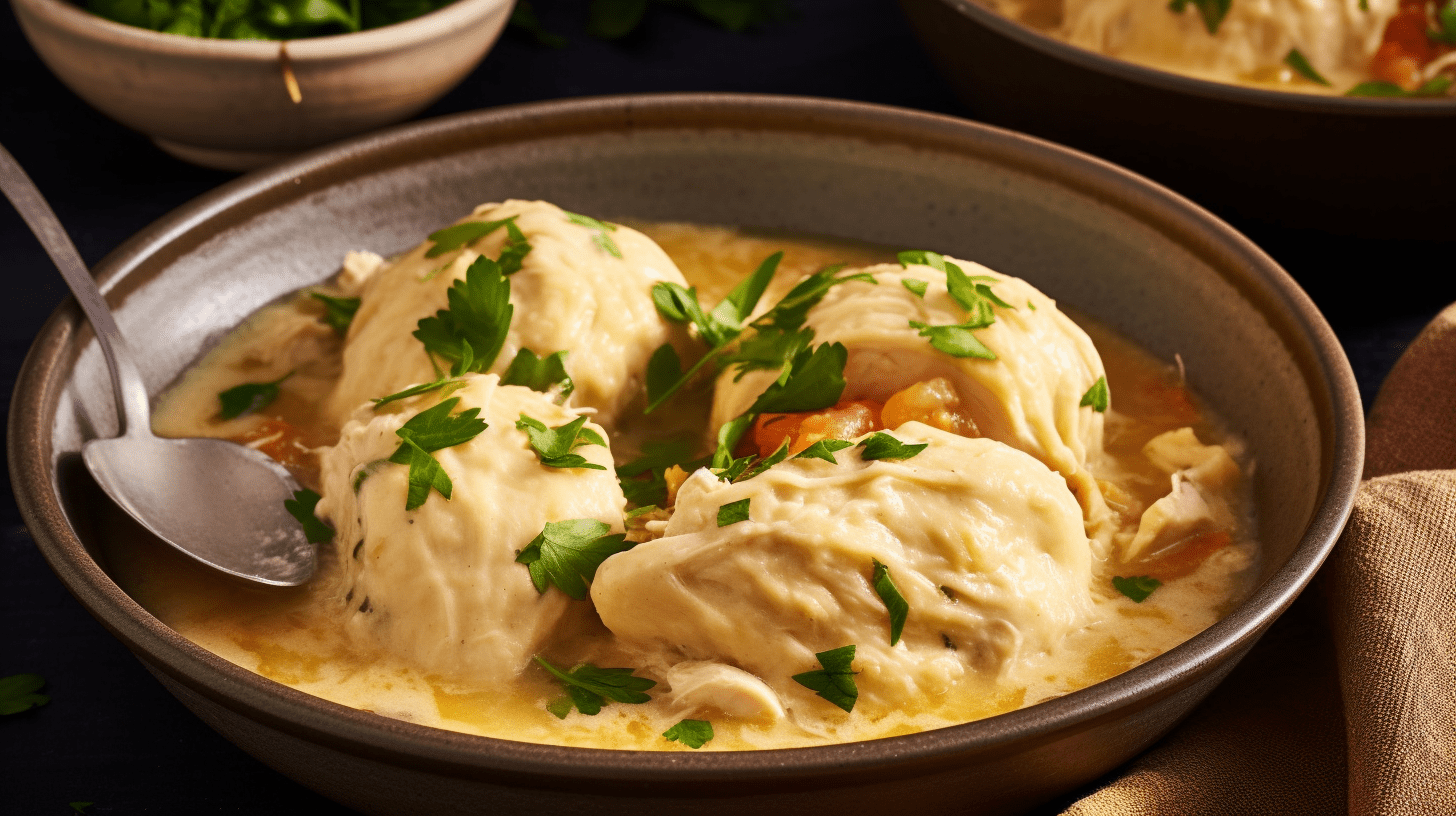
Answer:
[316,374,625,683]
[591,423,1094,712]
[710,261,1108,519]
[325,200,689,429]
[1059,0,1396,90]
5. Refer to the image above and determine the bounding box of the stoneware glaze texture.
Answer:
[8,95,1364,815]
[899,0,1456,239]
[9,0,513,170]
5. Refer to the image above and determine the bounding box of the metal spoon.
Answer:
[0,144,315,586]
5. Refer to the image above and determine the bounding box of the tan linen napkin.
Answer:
[1062,303,1456,816]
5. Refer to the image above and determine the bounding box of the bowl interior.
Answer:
[14,95,1362,798]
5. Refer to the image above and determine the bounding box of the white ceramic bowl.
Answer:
[10,0,513,170]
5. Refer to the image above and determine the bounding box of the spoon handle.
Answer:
[0,143,152,438]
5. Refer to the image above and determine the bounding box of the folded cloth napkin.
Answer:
[1063,303,1456,816]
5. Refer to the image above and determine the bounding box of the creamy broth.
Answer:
[132,217,1257,751]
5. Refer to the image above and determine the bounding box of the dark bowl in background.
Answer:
[899,0,1456,239]
[9,94,1363,814]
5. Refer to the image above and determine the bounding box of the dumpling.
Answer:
[709,260,1109,520]
[591,423,1094,712]
[315,373,625,683]
[325,200,690,430]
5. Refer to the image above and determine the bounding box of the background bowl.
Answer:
[898,0,1456,239]
[9,0,512,170]
[9,94,1362,815]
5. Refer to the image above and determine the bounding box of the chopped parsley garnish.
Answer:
[857,432,928,461]
[737,439,790,481]
[662,719,715,748]
[516,414,607,470]
[945,261,1012,324]
[425,217,517,258]
[371,374,468,408]
[721,326,815,382]
[0,673,49,715]
[500,348,574,403]
[901,278,929,298]
[496,220,533,275]
[309,292,361,336]
[898,249,947,271]
[750,264,876,333]
[217,372,291,420]
[388,397,488,510]
[644,342,692,410]
[616,438,700,507]
[414,255,513,376]
[791,645,858,712]
[1168,0,1231,34]
[515,518,634,599]
[1080,376,1110,412]
[712,414,756,470]
[283,488,334,544]
[1283,49,1330,86]
[794,438,854,463]
[716,498,751,526]
[1113,575,1162,603]
[563,211,622,258]
[534,656,655,717]
[909,320,997,359]
[1346,76,1454,97]
[871,559,909,646]
[747,342,848,415]
[1430,0,1456,44]
[69,804,93,814]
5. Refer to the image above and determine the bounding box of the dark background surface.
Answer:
[1,1,1451,813]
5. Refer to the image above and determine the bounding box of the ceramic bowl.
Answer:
[10,0,512,170]
[8,94,1363,815]
[898,0,1456,238]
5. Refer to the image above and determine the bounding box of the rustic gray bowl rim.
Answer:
[927,0,1456,116]
[8,93,1364,790]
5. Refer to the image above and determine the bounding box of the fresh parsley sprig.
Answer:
[414,255,513,377]
[516,414,607,470]
[871,559,909,646]
[500,348,574,402]
[792,645,859,712]
[388,397,488,510]
[283,488,334,544]
[535,655,655,717]
[217,372,292,420]
[662,718,714,748]
[310,292,361,336]
[515,518,634,600]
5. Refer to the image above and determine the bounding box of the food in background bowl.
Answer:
[990,0,1456,95]
[83,0,458,39]
[138,199,1259,750]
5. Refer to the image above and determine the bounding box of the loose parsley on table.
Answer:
[283,488,335,544]
[516,414,607,470]
[0,673,49,715]
[515,518,634,599]
[217,371,291,420]
[388,397,487,510]
[535,656,655,717]
[792,645,859,712]
[662,718,715,748]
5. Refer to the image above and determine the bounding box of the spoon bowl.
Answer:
[0,142,315,586]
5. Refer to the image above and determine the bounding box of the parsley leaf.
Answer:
[387,397,488,510]
[310,292,361,336]
[871,559,908,646]
[217,372,291,420]
[425,217,517,259]
[791,645,858,712]
[0,673,49,715]
[283,488,334,544]
[737,439,790,481]
[500,348,574,403]
[944,261,1011,327]
[662,718,714,749]
[1284,49,1330,86]
[371,375,468,408]
[617,438,699,507]
[587,0,649,38]
[898,249,948,271]
[857,432,928,461]
[794,438,854,463]
[69,804,93,814]
[751,265,877,333]
[909,320,997,359]
[720,326,815,382]
[534,655,655,717]
[496,220,533,275]
[1430,0,1456,44]
[515,518,634,599]
[1080,376,1110,412]
[747,342,848,415]
[1168,0,1231,34]
[563,210,622,258]
[1113,575,1162,603]
[516,414,607,470]
[413,255,513,376]
[901,278,929,298]
[1346,76,1454,97]
[712,414,756,469]
[715,251,782,329]
[509,0,567,47]
[717,498,751,526]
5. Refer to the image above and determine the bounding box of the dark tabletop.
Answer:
[2,1,1452,814]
